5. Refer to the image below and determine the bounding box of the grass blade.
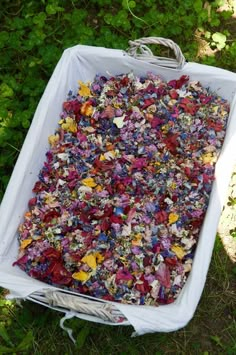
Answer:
[0,324,14,347]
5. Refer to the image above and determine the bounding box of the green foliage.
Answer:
[75,323,91,349]
[0,297,34,353]
[211,32,227,50]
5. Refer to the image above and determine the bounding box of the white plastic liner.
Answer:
[1,43,236,336]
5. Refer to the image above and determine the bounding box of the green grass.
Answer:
[1,236,235,354]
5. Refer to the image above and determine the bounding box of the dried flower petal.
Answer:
[78,81,91,97]
[81,177,97,188]
[171,245,186,260]
[60,117,77,133]
[14,71,229,307]
[20,239,33,249]
[72,270,90,282]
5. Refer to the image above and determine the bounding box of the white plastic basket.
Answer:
[1,37,236,338]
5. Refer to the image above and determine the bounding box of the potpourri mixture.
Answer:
[14,72,230,306]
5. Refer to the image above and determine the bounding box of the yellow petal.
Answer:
[95,185,103,192]
[171,245,186,260]
[119,256,129,266]
[71,190,77,198]
[20,239,33,249]
[100,151,115,161]
[48,134,59,146]
[104,151,116,160]
[95,252,104,264]
[201,153,214,164]
[72,270,90,282]
[168,213,179,224]
[61,117,77,133]
[81,254,97,269]
[83,126,95,133]
[132,239,141,246]
[135,233,142,240]
[99,154,106,161]
[132,233,142,246]
[45,193,56,204]
[78,81,91,97]
[81,177,97,188]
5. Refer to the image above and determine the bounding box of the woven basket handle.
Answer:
[127,37,186,69]
[28,290,127,324]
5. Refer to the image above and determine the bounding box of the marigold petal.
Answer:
[48,134,60,146]
[81,177,97,188]
[171,245,186,259]
[99,154,106,161]
[81,102,94,116]
[61,117,77,133]
[20,239,33,249]
[168,213,179,224]
[81,254,97,269]
[95,252,104,264]
[72,270,90,282]
[78,81,92,97]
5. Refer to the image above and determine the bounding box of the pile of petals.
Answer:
[14,72,230,306]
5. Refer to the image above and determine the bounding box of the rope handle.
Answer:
[38,290,128,324]
[127,37,186,69]
[28,290,128,342]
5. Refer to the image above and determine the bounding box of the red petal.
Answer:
[101,218,111,231]
[13,254,28,267]
[156,263,171,288]
[43,248,61,260]
[110,215,123,224]
[155,210,168,223]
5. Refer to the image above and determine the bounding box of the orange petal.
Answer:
[20,239,33,249]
